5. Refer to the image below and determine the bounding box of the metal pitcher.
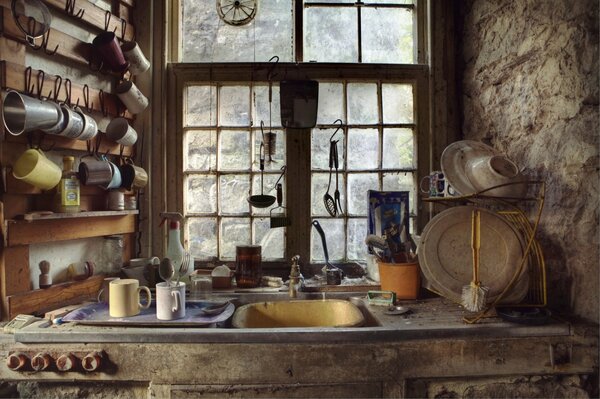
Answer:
[2,90,62,135]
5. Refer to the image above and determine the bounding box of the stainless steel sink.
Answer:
[232,299,366,328]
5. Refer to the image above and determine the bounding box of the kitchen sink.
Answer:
[231,298,367,328]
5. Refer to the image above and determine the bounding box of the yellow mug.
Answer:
[109,278,151,317]
[12,149,61,190]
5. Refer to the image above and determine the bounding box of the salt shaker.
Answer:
[39,260,52,289]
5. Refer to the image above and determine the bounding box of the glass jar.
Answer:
[235,245,261,288]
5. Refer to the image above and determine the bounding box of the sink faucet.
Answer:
[289,255,303,298]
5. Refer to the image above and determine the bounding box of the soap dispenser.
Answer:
[160,212,186,280]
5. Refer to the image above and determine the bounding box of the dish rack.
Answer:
[423,181,547,323]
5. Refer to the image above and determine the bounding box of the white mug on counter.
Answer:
[156,282,185,320]
[116,80,148,114]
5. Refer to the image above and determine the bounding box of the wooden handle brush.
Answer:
[462,209,489,312]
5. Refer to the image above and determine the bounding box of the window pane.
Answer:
[252,84,281,128]
[220,217,251,259]
[311,128,345,171]
[219,86,250,126]
[347,128,379,170]
[362,9,414,64]
[219,174,251,215]
[185,130,217,172]
[347,218,368,261]
[311,218,345,262]
[186,86,216,126]
[219,130,251,170]
[187,217,217,259]
[304,8,358,62]
[348,173,379,216]
[186,175,217,214]
[311,173,345,217]
[382,83,414,124]
[181,0,293,62]
[316,83,344,124]
[382,128,414,169]
[254,218,284,260]
[347,83,378,124]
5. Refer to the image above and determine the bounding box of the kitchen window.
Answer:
[169,0,430,265]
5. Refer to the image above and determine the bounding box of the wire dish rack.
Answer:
[422,180,547,324]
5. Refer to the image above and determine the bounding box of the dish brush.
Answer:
[462,209,489,312]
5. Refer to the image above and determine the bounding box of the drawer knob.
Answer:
[31,353,52,371]
[6,353,29,371]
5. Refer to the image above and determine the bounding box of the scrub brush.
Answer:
[462,209,489,312]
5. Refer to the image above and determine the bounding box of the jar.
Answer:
[235,245,261,288]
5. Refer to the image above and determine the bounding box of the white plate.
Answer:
[440,140,498,196]
[418,206,529,305]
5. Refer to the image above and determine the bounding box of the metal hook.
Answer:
[26,132,55,152]
[36,70,45,99]
[272,165,286,189]
[267,56,279,81]
[120,17,127,41]
[99,89,108,117]
[104,10,116,32]
[82,84,92,113]
[330,119,343,142]
[53,75,62,103]
[24,66,34,95]
[64,78,73,107]
[65,0,85,19]
[41,30,59,55]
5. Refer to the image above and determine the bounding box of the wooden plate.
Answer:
[418,206,528,305]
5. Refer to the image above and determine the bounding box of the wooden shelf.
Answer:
[4,211,137,246]
[6,275,105,319]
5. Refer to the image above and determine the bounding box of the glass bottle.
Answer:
[235,245,262,288]
[54,156,80,213]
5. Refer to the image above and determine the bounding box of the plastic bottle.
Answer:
[161,213,185,280]
[54,156,80,213]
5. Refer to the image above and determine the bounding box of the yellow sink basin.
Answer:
[232,299,365,328]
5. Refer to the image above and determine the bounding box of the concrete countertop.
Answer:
[11,294,571,344]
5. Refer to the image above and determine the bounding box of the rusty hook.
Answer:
[330,119,343,141]
[98,89,108,117]
[104,10,116,32]
[52,76,63,103]
[65,0,85,19]
[27,132,55,152]
[82,84,92,113]
[36,70,46,99]
[120,18,127,41]
[24,66,34,95]
[41,30,59,56]
[64,78,73,107]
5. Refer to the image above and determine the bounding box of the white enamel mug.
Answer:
[106,117,138,146]
[156,282,185,320]
[121,41,150,75]
[116,81,148,114]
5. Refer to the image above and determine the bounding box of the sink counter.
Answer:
[13,295,572,343]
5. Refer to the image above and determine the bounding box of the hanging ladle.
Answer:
[247,142,276,208]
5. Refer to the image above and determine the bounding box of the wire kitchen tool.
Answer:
[247,143,275,208]
[333,140,343,216]
[159,258,174,287]
[270,183,291,228]
[323,140,336,216]
[461,209,489,312]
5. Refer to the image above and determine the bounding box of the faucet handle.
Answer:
[291,255,300,264]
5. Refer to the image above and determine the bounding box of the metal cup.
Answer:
[79,159,113,186]
[51,104,84,138]
[92,31,128,72]
[2,91,62,135]
[106,117,137,146]
[74,108,98,141]
[116,80,148,114]
[107,189,125,211]
[102,161,122,190]
[121,41,150,75]
[120,163,148,190]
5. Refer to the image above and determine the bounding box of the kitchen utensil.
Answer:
[311,220,343,284]
[280,80,318,128]
[12,148,61,190]
[235,245,262,288]
[323,141,336,216]
[175,251,191,286]
[156,282,185,320]
[106,117,138,146]
[385,305,412,316]
[461,209,489,312]
[2,91,62,136]
[495,306,551,325]
[198,301,231,316]
[247,143,276,208]
[418,206,529,305]
[270,183,291,228]
[78,159,113,186]
[190,275,212,299]
[333,140,343,216]
[159,258,174,287]
[92,31,128,72]
[10,0,52,40]
[377,260,420,299]
[121,41,150,75]
[116,80,149,114]
[109,278,151,318]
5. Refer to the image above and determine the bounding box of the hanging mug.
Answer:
[121,41,150,75]
[116,81,148,114]
[12,148,61,190]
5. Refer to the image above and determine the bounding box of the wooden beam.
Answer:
[6,274,105,319]
[6,213,136,246]
[0,61,134,119]
[2,133,133,158]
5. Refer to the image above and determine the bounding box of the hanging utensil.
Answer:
[333,140,343,216]
[159,258,174,287]
[311,220,343,285]
[323,141,336,216]
[270,183,291,228]
[247,142,276,208]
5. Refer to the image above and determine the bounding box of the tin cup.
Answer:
[52,104,84,138]
[92,31,128,72]
[116,81,148,114]
[121,41,150,75]
[79,159,113,186]
[420,171,456,197]
[107,189,125,211]
[120,162,148,190]
[2,91,63,135]
[74,108,98,141]
[106,117,137,146]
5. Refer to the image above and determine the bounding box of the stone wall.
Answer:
[458,0,599,322]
